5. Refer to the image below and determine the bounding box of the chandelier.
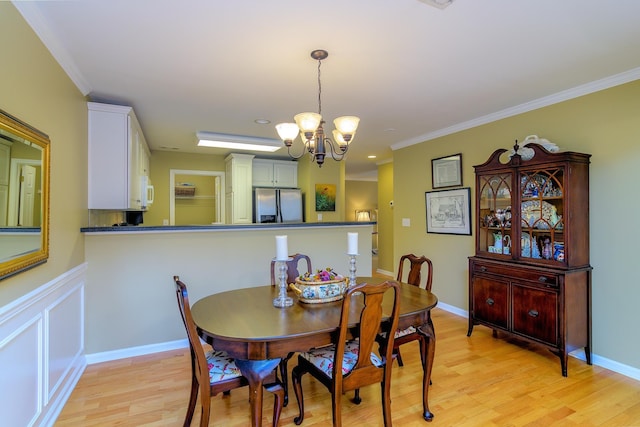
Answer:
[275,50,360,167]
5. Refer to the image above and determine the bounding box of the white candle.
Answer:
[275,235,288,261]
[347,232,358,255]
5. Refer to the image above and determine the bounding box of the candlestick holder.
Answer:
[348,253,358,288]
[273,258,293,308]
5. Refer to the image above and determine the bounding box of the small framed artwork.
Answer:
[425,187,471,235]
[431,153,462,188]
[315,184,336,211]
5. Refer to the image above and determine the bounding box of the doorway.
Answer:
[169,169,225,225]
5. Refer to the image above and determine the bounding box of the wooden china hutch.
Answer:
[467,142,592,376]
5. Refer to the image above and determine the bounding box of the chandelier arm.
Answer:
[324,136,347,161]
[286,140,312,160]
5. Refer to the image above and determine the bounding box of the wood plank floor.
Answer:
[56,307,640,426]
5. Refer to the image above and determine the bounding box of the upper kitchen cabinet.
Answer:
[252,158,298,188]
[88,102,151,210]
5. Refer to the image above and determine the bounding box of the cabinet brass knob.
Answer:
[486,298,494,306]
[528,309,539,317]
[538,276,548,282]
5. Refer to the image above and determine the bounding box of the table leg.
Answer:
[235,358,281,427]
[417,313,436,422]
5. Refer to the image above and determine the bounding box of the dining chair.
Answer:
[173,276,284,427]
[270,252,312,286]
[291,280,401,427]
[269,252,312,406]
[391,254,433,367]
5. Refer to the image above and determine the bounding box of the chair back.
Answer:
[270,253,312,286]
[335,280,401,392]
[174,276,211,398]
[397,254,433,291]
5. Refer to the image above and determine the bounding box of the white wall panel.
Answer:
[0,264,86,426]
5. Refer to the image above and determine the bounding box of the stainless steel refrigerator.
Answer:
[254,188,303,223]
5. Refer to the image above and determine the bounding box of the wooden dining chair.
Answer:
[269,253,312,406]
[173,276,284,427]
[391,254,433,367]
[291,280,401,427]
[270,253,312,286]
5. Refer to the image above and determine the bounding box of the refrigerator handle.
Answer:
[276,190,282,222]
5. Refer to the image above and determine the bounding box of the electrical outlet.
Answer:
[162,219,169,225]
[317,213,322,221]
[402,218,410,227]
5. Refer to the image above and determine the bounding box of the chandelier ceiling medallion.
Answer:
[275,49,360,167]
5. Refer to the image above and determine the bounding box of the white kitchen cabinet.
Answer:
[88,102,151,210]
[252,158,298,188]
[225,153,254,224]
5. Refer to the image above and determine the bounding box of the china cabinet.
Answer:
[468,142,592,376]
[88,102,151,210]
[225,153,254,224]
[252,158,298,188]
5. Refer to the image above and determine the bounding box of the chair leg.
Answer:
[184,376,198,426]
[199,387,211,427]
[396,347,404,367]
[380,377,393,427]
[331,389,343,427]
[279,351,294,407]
[352,389,361,404]
[264,382,284,427]
[291,365,305,425]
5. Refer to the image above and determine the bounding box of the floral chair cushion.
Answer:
[205,349,242,383]
[394,325,417,338]
[379,325,417,340]
[300,341,383,377]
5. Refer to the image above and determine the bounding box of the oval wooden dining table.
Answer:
[191,277,438,426]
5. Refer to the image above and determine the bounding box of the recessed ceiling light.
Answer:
[254,119,271,124]
[196,131,281,152]
[368,155,377,159]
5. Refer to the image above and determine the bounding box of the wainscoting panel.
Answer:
[0,264,87,427]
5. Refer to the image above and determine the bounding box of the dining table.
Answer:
[191,276,438,426]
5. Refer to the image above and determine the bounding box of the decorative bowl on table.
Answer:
[289,268,348,304]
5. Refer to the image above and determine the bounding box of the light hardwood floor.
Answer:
[56,306,640,426]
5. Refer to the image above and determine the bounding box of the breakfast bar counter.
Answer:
[81,222,374,356]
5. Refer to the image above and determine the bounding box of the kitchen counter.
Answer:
[81,221,375,233]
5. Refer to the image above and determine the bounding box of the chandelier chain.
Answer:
[317,59,322,116]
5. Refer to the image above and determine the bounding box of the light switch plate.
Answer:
[402,218,410,227]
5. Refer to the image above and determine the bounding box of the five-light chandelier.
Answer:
[275,50,360,167]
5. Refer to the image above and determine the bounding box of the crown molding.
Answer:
[392,67,640,151]
[13,1,92,96]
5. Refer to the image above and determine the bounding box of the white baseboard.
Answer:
[86,339,188,365]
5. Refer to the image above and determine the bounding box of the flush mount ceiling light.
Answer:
[196,131,282,152]
[418,0,454,9]
[275,49,360,167]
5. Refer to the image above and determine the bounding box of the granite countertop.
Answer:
[81,221,375,233]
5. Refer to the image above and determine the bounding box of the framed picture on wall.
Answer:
[425,187,471,235]
[431,153,462,188]
[315,184,336,211]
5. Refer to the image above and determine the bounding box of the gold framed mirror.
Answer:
[0,109,50,280]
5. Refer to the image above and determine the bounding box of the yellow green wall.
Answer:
[298,156,345,222]
[393,79,640,369]
[0,4,87,305]
[345,180,377,221]
[145,150,226,225]
[377,162,394,274]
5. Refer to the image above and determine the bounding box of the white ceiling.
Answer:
[14,0,640,180]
